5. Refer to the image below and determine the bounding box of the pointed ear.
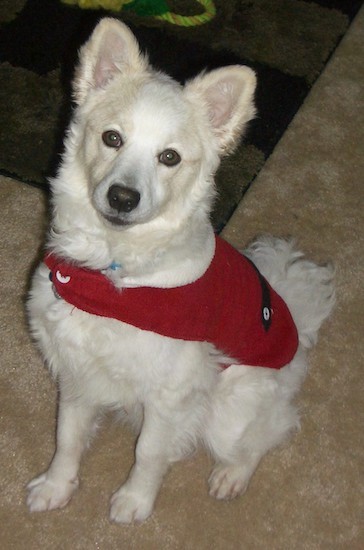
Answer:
[185,66,257,156]
[73,18,147,104]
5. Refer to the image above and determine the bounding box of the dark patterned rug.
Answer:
[0,0,361,230]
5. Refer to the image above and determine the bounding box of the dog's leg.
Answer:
[205,364,301,500]
[27,396,99,512]
[208,452,262,500]
[110,403,175,524]
[110,394,202,524]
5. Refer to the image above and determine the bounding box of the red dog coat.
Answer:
[45,236,298,368]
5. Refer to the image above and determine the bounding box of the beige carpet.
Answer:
[1,7,363,549]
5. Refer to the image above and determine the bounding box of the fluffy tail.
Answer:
[245,237,335,349]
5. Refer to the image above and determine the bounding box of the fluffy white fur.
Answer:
[26,19,335,523]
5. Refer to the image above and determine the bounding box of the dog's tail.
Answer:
[245,236,335,350]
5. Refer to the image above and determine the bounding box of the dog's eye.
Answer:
[159,149,181,167]
[102,130,123,149]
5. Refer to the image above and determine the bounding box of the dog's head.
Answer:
[69,18,256,230]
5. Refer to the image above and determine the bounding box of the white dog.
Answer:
[26,18,335,523]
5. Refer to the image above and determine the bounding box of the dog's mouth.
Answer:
[103,214,134,227]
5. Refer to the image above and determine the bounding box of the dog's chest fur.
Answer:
[30,264,219,407]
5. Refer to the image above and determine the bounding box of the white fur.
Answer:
[26,19,335,523]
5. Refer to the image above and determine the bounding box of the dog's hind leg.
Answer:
[205,363,301,500]
[208,452,262,500]
[27,395,100,512]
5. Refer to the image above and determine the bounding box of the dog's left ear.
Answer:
[73,18,147,105]
[185,66,256,156]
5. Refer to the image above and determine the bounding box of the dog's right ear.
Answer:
[73,18,147,105]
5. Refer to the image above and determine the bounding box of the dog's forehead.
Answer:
[126,78,199,146]
[134,78,190,123]
[101,75,188,116]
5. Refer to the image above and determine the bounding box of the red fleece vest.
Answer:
[44,236,298,369]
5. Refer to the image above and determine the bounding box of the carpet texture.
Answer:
[0,5,363,548]
[0,0,361,229]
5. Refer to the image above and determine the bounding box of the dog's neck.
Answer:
[49,189,215,288]
[107,219,216,289]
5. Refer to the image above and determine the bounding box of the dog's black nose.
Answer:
[107,185,140,213]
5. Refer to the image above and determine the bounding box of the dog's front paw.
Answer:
[209,464,251,500]
[110,486,154,524]
[26,473,79,512]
